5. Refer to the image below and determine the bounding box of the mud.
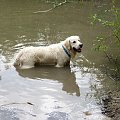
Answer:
[102,90,120,120]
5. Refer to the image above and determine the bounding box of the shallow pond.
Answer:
[0,0,119,120]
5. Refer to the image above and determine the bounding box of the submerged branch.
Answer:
[114,34,120,42]
[33,0,68,13]
[104,51,112,63]
[104,51,120,80]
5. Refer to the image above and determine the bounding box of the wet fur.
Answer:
[14,36,82,69]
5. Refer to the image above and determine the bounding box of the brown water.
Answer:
[0,0,119,120]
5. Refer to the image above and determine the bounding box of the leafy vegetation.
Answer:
[91,0,120,80]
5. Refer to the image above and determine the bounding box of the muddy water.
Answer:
[0,0,119,120]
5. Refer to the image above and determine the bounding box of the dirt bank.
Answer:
[102,90,120,120]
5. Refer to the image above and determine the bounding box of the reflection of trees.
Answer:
[15,66,80,96]
[71,63,105,100]
[0,56,7,81]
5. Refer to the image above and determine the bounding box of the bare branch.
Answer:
[33,0,68,13]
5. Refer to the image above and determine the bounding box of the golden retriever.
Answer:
[14,36,83,69]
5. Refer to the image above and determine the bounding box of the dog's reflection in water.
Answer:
[15,66,80,96]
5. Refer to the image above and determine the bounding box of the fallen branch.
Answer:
[0,102,34,107]
[33,0,68,13]
[0,102,36,117]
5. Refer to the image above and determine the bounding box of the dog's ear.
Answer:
[64,39,71,50]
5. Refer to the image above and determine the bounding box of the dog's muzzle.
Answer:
[73,43,83,52]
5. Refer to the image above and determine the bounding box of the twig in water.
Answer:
[0,102,34,107]
[33,0,68,13]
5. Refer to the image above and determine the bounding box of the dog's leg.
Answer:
[20,61,35,69]
[55,59,64,67]
[55,64,64,68]
[21,65,34,69]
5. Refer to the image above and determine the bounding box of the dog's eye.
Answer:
[73,41,76,43]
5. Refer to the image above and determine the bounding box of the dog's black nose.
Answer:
[79,44,83,48]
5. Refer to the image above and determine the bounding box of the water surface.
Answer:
[0,0,119,120]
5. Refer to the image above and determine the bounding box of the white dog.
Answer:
[14,36,83,69]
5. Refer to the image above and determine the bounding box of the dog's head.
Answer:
[64,36,83,53]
